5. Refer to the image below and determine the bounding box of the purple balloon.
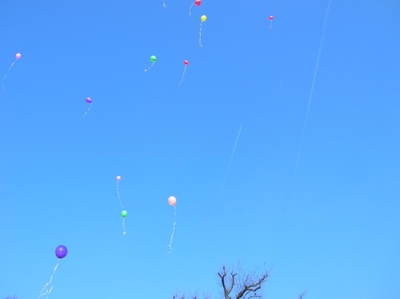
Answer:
[55,245,68,259]
[85,97,92,104]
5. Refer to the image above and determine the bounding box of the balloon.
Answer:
[201,15,207,22]
[116,175,121,181]
[184,60,189,65]
[195,0,201,6]
[168,196,177,206]
[121,210,127,217]
[85,97,92,104]
[55,245,68,259]
[2,53,22,90]
[150,55,156,62]
[268,15,274,29]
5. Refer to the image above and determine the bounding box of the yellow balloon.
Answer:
[201,15,207,22]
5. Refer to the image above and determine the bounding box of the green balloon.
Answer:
[150,55,156,62]
[121,210,127,217]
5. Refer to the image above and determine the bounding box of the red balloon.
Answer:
[269,15,274,20]
[184,60,189,65]
[195,0,201,6]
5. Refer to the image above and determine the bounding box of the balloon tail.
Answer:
[144,62,155,72]
[2,61,16,90]
[122,217,126,235]
[270,21,273,29]
[168,206,176,253]
[163,0,166,8]
[199,23,203,47]
[188,2,194,15]
[38,261,59,299]
[178,65,187,86]
[83,103,92,118]
[116,180,124,210]
[117,180,126,235]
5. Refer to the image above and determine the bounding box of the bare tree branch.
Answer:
[218,265,238,299]
[172,263,303,299]
[298,291,307,299]
[235,268,268,299]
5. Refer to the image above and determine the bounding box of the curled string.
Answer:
[188,2,194,15]
[144,62,155,72]
[38,261,59,299]
[2,60,17,90]
[116,180,124,210]
[178,65,188,86]
[83,103,92,118]
[199,23,203,47]
[168,205,176,253]
[122,217,126,235]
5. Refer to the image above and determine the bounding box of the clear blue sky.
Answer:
[1,0,399,298]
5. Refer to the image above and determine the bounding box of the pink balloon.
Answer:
[116,176,121,181]
[184,60,189,65]
[168,196,177,206]
[15,53,21,60]
[269,15,274,20]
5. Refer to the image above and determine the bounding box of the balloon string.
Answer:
[83,103,92,118]
[178,66,187,86]
[199,23,203,47]
[163,0,166,8]
[116,181,124,210]
[188,2,194,15]
[168,206,176,253]
[2,60,16,90]
[122,217,126,235]
[38,261,59,299]
[144,62,155,72]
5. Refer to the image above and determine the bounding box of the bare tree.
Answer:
[172,264,306,299]
[218,265,268,299]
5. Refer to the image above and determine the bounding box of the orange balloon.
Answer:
[168,196,177,206]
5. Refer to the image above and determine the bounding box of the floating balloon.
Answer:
[168,196,177,253]
[116,176,126,235]
[168,196,177,206]
[144,55,157,72]
[2,52,22,90]
[269,15,274,29]
[199,15,207,47]
[38,245,68,299]
[178,60,189,86]
[188,0,201,16]
[55,245,68,259]
[83,97,92,117]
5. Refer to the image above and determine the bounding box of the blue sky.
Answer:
[1,0,399,298]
